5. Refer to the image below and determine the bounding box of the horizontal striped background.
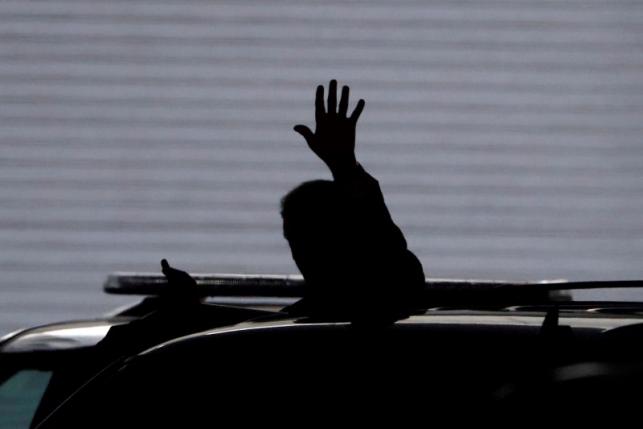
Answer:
[1,0,643,334]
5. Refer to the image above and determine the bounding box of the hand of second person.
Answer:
[294,80,365,179]
[160,258,201,305]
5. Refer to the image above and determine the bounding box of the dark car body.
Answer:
[35,307,643,427]
[4,274,643,427]
[0,294,275,428]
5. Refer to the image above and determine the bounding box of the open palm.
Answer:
[294,80,365,178]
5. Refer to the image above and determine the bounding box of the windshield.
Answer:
[1,1,642,334]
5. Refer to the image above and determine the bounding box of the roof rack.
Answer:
[105,273,305,297]
[104,273,643,306]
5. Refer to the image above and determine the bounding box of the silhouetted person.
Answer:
[283,80,425,324]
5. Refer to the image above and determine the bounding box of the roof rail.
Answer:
[104,273,306,297]
[104,273,643,306]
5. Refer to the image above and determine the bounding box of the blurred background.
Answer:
[1,1,643,335]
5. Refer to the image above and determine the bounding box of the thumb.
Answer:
[161,258,170,273]
[293,125,314,145]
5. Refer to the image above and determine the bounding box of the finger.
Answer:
[350,99,365,123]
[161,258,170,271]
[315,85,325,123]
[328,79,337,115]
[338,85,349,117]
[294,125,314,145]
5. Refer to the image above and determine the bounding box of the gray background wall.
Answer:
[2,0,643,335]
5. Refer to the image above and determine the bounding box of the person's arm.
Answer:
[294,80,409,248]
[294,81,425,312]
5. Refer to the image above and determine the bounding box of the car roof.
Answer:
[0,319,129,353]
[0,299,277,356]
[32,303,643,428]
[133,307,643,361]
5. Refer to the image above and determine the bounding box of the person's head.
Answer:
[281,180,360,287]
[281,180,422,322]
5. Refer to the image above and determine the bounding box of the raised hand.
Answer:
[160,258,200,304]
[294,80,365,179]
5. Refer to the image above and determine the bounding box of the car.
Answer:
[3,273,643,427]
[0,272,283,429]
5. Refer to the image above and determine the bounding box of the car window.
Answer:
[0,369,52,429]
